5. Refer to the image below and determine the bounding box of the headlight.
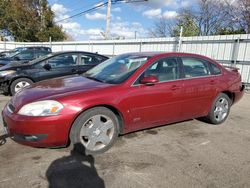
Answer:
[0,70,16,77]
[18,100,64,116]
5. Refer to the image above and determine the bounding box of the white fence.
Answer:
[0,34,250,83]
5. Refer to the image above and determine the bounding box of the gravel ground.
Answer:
[0,94,250,188]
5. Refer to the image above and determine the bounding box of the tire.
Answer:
[10,78,33,96]
[70,107,119,155]
[206,93,232,125]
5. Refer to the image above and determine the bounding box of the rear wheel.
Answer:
[206,93,231,124]
[10,78,33,95]
[70,107,119,155]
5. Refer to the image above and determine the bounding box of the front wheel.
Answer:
[10,78,33,95]
[70,107,119,155]
[206,93,231,125]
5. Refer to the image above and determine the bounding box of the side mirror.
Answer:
[14,56,20,61]
[140,75,159,86]
[43,63,52,71]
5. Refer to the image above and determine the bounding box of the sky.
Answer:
[48,0,192,41]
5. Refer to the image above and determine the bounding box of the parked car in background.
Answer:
[0,51,11,58]
[2,52,244,155]
[0,51,109,95]
[0,46,52,66]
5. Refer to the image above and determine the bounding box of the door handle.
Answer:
[209,80,216,85]
[170,85,180,90]
[72,68,77,73]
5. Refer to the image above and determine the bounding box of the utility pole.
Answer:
[39,0,45,30]
[134,31,137,39]
[178,26,183,52]
[105,0,112,40]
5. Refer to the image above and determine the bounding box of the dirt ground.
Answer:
[0,94,250,188]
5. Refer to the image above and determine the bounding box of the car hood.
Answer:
[0,59,11,66]
[0,57,12,61]
[0,61,28,70]
[11,76,113,110]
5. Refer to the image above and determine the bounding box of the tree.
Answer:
[224,0,250,33]
[215,28,246,35]
[172,11,199,37]
[0,0,66,42]
[195,0,232,35]
[148,0,248,38]
[148,18,175,38]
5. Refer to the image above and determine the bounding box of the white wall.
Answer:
[0,34,249,82]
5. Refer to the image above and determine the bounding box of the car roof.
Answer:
[50,51,108,58]
[119,52,215,61]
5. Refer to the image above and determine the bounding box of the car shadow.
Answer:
[46,143,105,188]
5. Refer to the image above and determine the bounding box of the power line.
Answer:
[55,0,148,23]
[64,0,104,15]
[55,2,108,23]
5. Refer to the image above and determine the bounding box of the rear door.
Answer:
[180,57,218,119]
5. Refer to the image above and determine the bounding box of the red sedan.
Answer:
[2,52,244,154]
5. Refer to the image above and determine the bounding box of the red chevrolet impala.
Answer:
[2,52,244,154]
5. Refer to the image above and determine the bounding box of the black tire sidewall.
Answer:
[10,78,33,96]
[70,107,119,155]
[207,93,231,125]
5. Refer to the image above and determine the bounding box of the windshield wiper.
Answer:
[86,76,103,83]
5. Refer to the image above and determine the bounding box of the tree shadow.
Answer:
[46,143,105,188]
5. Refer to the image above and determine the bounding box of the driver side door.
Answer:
[32,53,79,81]
[124,57,183,130]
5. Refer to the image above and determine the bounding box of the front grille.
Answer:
[7,103,15,113]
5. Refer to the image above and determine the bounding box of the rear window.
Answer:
[210,63,221,75]
[182,57,211,78]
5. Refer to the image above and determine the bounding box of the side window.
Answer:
[210,63,221,75]
[33,61,46,69]
[47,54,77,68]
[135,57,180,84]
[95,55,108,63]
[79,54,96,65]
[34,51,49,59]
[15,51,34,60]
[182,57,211,78]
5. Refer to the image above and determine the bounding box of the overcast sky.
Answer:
[48,0,192,40]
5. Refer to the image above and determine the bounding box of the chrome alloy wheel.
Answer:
[79,115,115,151]
[14,81,30,93]
[214,97,229,122]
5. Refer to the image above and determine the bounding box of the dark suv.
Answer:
[0,51,108,95]
[0,46,52,66]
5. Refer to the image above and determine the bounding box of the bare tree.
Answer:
[195,0,232,35]
[148,0,248,38]
[148,18,175,38]
[225,0,250,33]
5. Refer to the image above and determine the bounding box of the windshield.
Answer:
[28,53,53,64]
[7,50,19,58]
[84,54,151,84]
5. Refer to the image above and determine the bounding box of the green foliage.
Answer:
[172,13,199,37]
[0,0,66,42]
[215,28,246,35]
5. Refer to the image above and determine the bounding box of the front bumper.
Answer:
[0,78,10,93]
[2,105,73,148]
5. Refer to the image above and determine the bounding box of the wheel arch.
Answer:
[8,76,35,95]
[9,76,35,89]
[69,104,125,142]
[221,91,235,104]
